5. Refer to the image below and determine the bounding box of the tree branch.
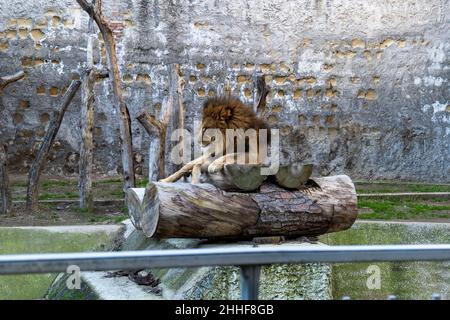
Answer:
[0,70,25,90]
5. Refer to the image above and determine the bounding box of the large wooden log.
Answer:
[126,175,357,240]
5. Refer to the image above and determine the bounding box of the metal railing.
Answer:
[1,244,450,299]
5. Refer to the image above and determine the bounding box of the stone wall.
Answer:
[0,0,449,181]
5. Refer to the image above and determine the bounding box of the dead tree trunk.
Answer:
[76,0,135,190]
[126,175,357,240]
[0,144,11,215]
[0,70,25,214]
[165,64,186,176]
[78,12,96,212]
[136,111,166,181]
[136,63,185,181]
[26,78,82,210]
[78,69,96,211]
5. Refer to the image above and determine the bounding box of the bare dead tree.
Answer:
[136,110,169,181]
[76,0,135,190]
[78,3,97,211]
[0,70,25,214]
[136,64,185,181]
[26,78,83,211]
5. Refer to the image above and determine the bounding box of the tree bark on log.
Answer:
[126,175,357,240]
[0,144,11,215]
[26,78,82,210]
[76,0,135,190]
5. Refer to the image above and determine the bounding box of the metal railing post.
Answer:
[240,265,261,300]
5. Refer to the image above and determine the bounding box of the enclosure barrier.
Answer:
[1,244,449,300]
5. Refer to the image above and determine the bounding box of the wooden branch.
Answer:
[275,163,313,189]
[0,143,11,215]
[0,70,25,90]
[126,175,357,240]
[76,0,135,190]
[26,77,82,210]
[136,111,165,135]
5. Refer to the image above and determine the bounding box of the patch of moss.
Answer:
[0,227,118,299]
[321,222,450,299]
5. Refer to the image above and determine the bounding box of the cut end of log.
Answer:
[125,188,145,230]
[310,175,358,233]
[275,163,313,189]
[140,183,160,237]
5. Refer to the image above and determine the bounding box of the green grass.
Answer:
[136,178,149,188]
[92,177,122,186]
[355,182,450,194]
[109,190,125,198]
[358,198,450,220]
[38,192,79,200]
[41,180,74,188]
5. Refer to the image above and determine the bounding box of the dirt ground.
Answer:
[0,202,127,226]
[1,175,133,226]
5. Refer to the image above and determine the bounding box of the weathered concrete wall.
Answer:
[0,0,449,181]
